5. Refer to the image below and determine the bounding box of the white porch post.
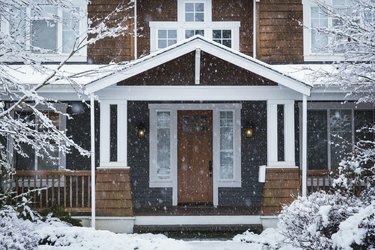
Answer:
[90,94,96,228]
[302,94,307,196]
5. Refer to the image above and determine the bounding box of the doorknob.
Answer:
[209,160,213,177]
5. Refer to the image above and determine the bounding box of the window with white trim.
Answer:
[213,30,232,48]
[303,0,355,61]
[1,0,87,61]
[13,105,67,171]
[306,107,374,170]
[185,29,204,39]
[156,111,172,179]
[157,30,178,49]
[149,0,240,51]
[184,2,205,22]
[219,111,234,179]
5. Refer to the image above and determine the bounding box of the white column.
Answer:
[90,94,96,228]
[117,101,127,166]
[195,47,201,85]
[302,95,307,196]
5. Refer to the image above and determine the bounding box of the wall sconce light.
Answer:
[245,127,254,138]
[137,123,146,138]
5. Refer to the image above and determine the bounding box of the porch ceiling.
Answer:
[85,36,312,96]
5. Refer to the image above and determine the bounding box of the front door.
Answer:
[178,110,213,203]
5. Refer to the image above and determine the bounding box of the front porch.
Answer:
[12,169,333,213]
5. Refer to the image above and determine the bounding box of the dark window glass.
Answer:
[307,110,328,170]
[110,105,118,162]
[277,105,285,162]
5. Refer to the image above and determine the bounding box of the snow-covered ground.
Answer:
[1,205,300,250]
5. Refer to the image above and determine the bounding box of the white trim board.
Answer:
[134,215,261,226]
[86,36,311,96]
[97,86,302,101]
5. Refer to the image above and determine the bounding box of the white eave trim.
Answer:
[85,36,311,96]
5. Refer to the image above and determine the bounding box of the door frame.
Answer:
[149,103,242,207]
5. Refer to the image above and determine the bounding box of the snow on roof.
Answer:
[1,36,340,92]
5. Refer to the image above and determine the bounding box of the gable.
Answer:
[118,51,276,86]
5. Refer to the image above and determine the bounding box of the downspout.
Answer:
[133,0,138,60]
[90,94,96,228]
[253,0,257,58]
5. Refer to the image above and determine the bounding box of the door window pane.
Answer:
[220,111,234,179]
[157,112,171,179]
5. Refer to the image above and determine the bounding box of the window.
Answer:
[213,30,232,48]
[1,0,87,61]
[149,0,240,51]
[185,2,205,22]
[156,112,171,179]
[157,30,177,49]
[303,0,355,61]
[219,111,234,179]
[13,106,67,171]
[306,105,375,170]
[185,29,204,39]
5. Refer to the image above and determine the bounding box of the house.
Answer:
[1,0,374,234]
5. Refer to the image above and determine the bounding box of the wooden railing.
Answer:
[12,170,92,213]
[306,170,335,194]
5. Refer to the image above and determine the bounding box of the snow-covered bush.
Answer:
[279,192,374,249]
[0,205,38,250]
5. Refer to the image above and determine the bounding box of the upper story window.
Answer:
[185,2,205,22]
[302,0,375,61]
[150,0,240,51]
[1,0,87,62]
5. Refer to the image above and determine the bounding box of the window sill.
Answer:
[1,55,87,63]
[149,180,173,188]
[304,54,345,62]
[218,180,241,188]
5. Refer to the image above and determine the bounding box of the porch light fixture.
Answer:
[137,123,146,138]
[245,127,254,138]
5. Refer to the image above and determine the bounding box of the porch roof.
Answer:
[85,36,312,96]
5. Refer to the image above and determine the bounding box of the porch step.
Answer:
[133,224,263,239]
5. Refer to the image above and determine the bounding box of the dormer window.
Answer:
[1,0,87,62]
[150,0,239,52]
[185,2,205,22]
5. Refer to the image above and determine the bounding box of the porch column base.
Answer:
[261,168,300,215]
[96,168,133,216]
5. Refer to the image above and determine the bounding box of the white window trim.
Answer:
[149,103,242,207]
[9,103,67,171]
[0,0,87,62]
[177,0,212,23]
[302,0,345,62]
[300,102,375,170]
[150,21,240,52]
[99,100,128,168]
[267,100,296,168]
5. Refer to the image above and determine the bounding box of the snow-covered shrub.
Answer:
[0,205,38,250]
[279,192,374,250]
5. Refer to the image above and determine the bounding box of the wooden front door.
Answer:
[178,110,213,203]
